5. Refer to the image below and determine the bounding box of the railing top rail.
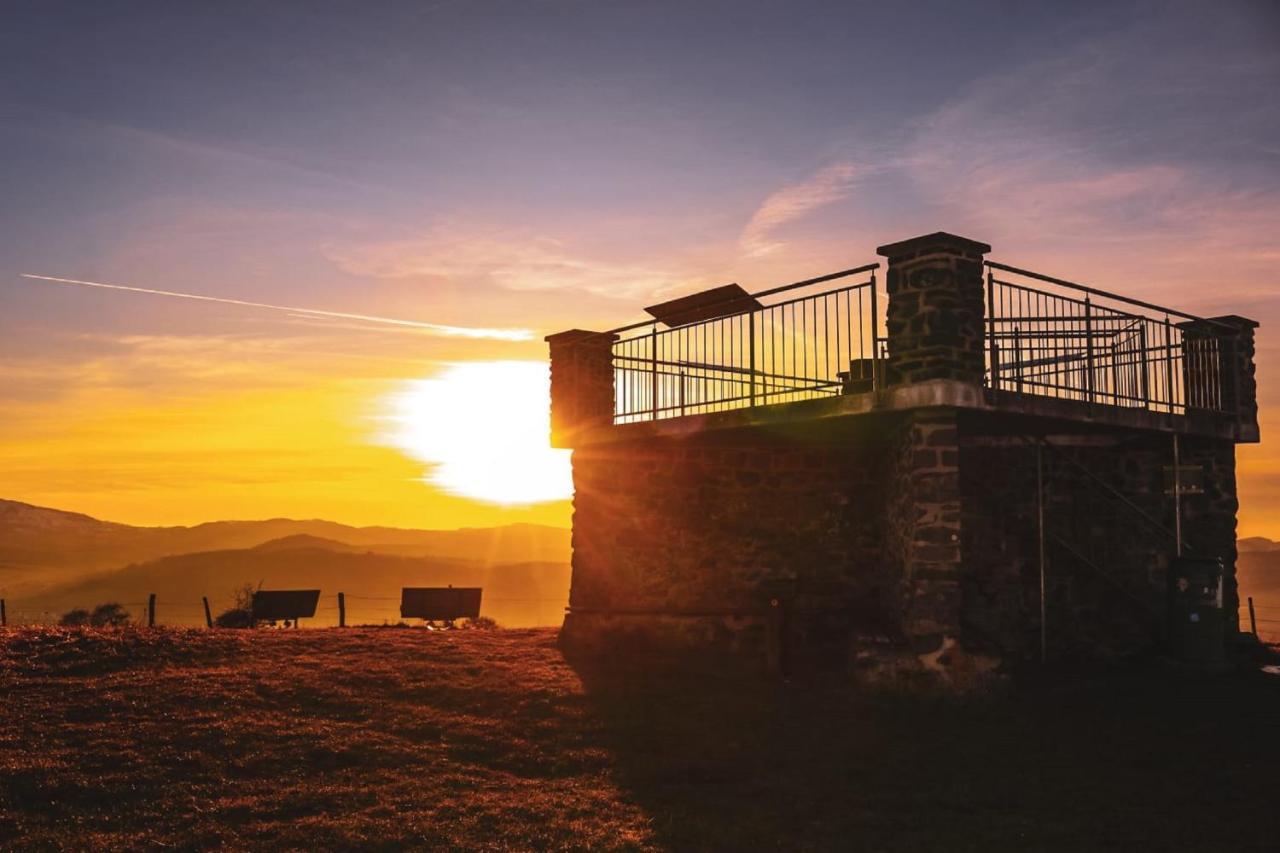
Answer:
[986,260,1231,329]
[605,262,880,336]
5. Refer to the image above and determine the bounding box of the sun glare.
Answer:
[377,361,573,505]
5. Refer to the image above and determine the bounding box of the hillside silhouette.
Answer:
[0,500,571,626]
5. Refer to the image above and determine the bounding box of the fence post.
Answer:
[1,598,6,627]
[649,325,659,420]
[147,593,156,628]
[1172,433,1183,557]
[338,592,346,628]
[1248,596,1258,639]
[202,597,213,628]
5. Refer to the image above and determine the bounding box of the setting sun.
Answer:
[377,361,573,506]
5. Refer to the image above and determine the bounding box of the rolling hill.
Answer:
[0,499,572,627]
[0,499,570,594]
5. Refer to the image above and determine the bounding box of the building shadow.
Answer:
[566,648,1280,851]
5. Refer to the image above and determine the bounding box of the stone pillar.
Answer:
[886,411,966,661]
[876,232,991,387]
[1177,315,1260,443]
[545,329,617,448]
[1180,436,1241,637]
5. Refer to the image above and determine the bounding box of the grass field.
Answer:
[2,627,1279,851]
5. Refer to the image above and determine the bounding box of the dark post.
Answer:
[1037,442,1047,664]
[147,593,156,628]
[338,592,346,628]
[1172,433,1183,557]
[1,598,6,627]
[1248,596,1258,639]
[202,597,213,628]
[765,593,791,678]
[876,232,991,389]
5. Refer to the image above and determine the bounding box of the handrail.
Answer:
[606,262,880,336]
[986,261,1230,329]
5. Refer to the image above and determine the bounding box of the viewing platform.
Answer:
[547,232,1259,448]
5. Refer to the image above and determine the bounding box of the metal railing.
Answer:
[602,258,1233,425]
[984,262,1229,416]
[611,264,880,423]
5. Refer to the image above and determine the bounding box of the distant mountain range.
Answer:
[1239,536,1280,554]
[0,499,571,627]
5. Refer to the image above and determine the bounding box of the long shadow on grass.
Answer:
[567,649,1280,852]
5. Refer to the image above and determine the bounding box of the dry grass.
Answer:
[2,628,1279,851]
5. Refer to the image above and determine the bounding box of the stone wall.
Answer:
[562,409,1244,669]
[1180,435,1240,631]
[885,411,964,649]
[562,420,900,661]
[959,421,1241,662]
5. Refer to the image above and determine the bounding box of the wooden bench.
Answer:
[400,587,483,627]
[251,589,320,627]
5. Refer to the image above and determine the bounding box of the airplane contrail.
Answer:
[17,273,534,341]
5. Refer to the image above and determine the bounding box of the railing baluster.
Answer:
[986,268,997,390]
[1084,294,1095,404]
[649,325,658,420]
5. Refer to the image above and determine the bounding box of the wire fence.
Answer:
[0,592,569,629]
[1240,598,1280,641]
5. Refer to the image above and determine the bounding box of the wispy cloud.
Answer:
[897,3,1280,282]
[739,162,861,257]
[330,226,695,299]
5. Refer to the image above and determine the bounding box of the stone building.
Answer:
[546,233,1259,679]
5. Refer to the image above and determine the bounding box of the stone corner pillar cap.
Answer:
[1210,314,1260,330]
[875,232,992,259]
[1175,315,1260,333]
[544,328,618,344]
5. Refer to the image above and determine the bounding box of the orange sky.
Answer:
[2,1,1278,534]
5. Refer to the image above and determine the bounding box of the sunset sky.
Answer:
[2,0,1278,533]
